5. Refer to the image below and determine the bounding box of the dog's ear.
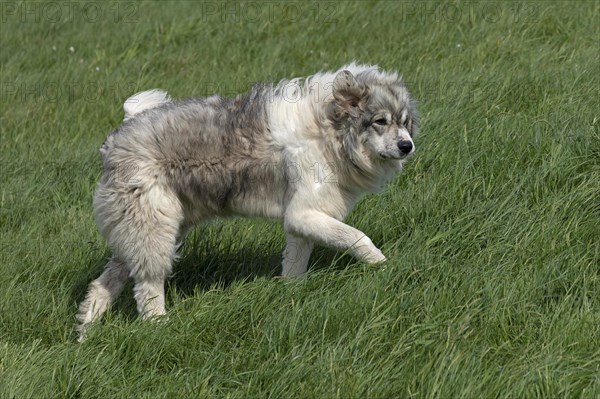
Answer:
[332,70,368,117]
[406,101,420,138]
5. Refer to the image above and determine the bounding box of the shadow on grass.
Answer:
[70,230,356,322]
[169,245,282,296]
[168,239,354,297]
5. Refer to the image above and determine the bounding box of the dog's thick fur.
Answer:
[77,63,418,340]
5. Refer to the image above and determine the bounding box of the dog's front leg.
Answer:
[284,210,386,264]
[281,233,314,277]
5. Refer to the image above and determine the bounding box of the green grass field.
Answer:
[1,1,599,397]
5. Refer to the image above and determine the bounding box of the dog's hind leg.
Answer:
[77,258,129,341]
[132,273,168,321]
[116,185,183,321]
[78,182,183,339]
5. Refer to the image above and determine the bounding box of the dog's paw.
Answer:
[77,327,88,343]
[365,249,387,264]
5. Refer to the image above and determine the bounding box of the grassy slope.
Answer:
[1,1,598,397]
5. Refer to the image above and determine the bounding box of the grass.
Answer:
[1,0,599,397]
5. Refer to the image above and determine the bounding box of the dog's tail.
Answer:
[123,89,171,121]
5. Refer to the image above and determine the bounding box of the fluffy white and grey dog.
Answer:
[77,63,418,340]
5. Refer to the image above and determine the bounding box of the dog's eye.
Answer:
[373,118,387,126]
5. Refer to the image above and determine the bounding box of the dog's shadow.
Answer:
[170,224,350,296]
[72,221,351,321]
[170,236,282,296]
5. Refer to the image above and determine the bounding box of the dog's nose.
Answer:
[397,140,413,155]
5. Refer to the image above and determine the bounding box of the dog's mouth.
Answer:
[378,153,396,160]
[378,152,412,161]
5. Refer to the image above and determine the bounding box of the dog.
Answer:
[77,62,418,340]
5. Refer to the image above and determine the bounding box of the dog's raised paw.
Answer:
[366,249,387,264]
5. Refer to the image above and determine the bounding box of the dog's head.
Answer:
[329,69,419,163]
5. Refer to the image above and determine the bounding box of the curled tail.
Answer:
[123,89,171,121]
[100,89,172,157]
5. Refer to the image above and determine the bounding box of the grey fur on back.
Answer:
[101,83,288,222]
